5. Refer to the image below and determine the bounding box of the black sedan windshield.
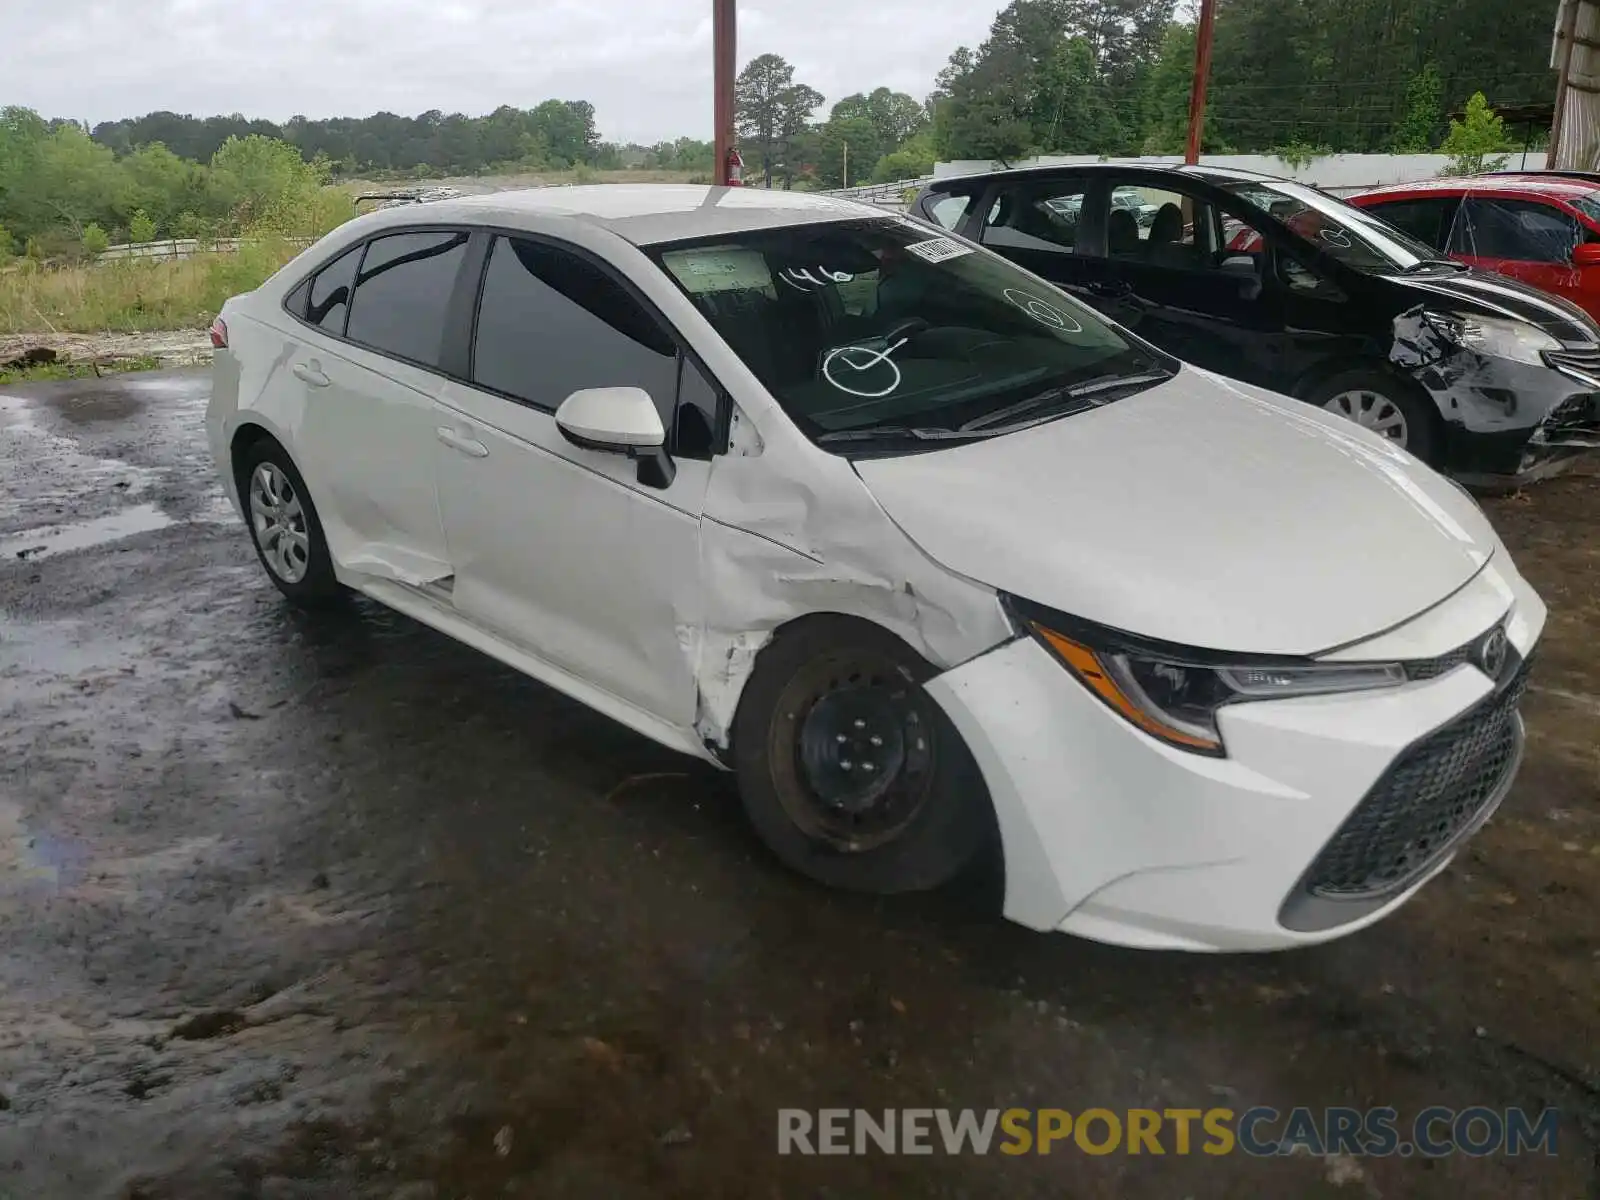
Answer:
[1215,178,1439,273]
[647,218,1170,446]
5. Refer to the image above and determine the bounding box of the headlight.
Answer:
[1015,605,1405,756]
[1422,311,1559,366]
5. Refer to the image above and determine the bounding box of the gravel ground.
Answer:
[0,330,214,370]
[0,368,1596,1199]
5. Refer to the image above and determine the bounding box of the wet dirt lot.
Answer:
[1,369,1596,1199]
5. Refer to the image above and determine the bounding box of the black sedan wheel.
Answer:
[1310,369,1439,464]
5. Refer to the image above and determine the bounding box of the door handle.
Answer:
[292,361,330,387]
[436,427,489,458]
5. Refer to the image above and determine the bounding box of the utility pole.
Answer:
[713,0,737,185]
[842,141,849,188]
[1185,0,1218,165]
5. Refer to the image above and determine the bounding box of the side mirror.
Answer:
[555,387,675,488]
[1572,242,1600,267]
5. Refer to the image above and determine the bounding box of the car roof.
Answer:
[346,184,888,247]
[1355,174,1600,201]
[923,161,1289,189]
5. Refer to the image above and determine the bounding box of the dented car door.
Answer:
[435,234,710,724]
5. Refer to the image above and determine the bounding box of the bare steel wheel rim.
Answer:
[248,462,311,584]
[1323,388,1410,445]
[768,653,938,854]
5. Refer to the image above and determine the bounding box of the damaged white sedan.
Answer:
[207,185,1545,952]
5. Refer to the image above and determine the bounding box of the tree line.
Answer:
[927,0,1554,163]
[87,101,683,177]
[0,0,1559,256]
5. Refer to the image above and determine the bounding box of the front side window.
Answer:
[471,236,679,425]
[345,230,470,368]
[1449,197,1580,264]
[647,218,1171,452]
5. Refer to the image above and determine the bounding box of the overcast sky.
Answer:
[9,0,997,142]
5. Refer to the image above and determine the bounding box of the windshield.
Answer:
[1213,178,1439,272]
[1569,191,1600,226]
[646,218,1171,450]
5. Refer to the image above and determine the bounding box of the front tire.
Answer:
[238,438,342,606]
[731,616,993,894]
[1308,368,1439,465]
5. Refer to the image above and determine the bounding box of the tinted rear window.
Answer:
[345,230,469,368]
[305,244,362,334]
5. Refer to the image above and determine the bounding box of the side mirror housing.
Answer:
[1572,242,1600,267]
[555,386,665,450]
[554,387,675,489]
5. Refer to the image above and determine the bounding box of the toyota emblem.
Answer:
[1476,626,1508,679]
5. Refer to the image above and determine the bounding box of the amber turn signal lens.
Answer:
[1031,623,1223,753]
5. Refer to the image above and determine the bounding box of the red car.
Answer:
[1349,174,1600,320]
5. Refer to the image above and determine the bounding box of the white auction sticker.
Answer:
[904,236,973,264]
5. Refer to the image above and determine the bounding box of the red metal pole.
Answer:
[1185,0,1218,165]
[713,0,737,185]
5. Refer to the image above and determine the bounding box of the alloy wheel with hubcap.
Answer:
[249,461,311,584]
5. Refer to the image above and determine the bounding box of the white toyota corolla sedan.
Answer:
[207,185,1545,952]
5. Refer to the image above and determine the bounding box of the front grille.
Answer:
[1404,643,1473,681]
[1301,659,1532,899]
[1546,345,1600,373]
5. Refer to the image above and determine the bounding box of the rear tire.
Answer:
[238,438,342,607]
[731,616,993,894]
[1308,368,1440,465]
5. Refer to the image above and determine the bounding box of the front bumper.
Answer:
[925,556,1545,952]
[1415,350,1600,483]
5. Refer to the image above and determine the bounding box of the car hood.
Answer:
[853,368,1498,656]
[1387,266,1600,346]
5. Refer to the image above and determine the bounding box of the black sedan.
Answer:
[912,164,1600,484]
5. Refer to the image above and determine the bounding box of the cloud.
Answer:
[7,0,996,143]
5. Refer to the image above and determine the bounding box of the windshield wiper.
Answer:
[1402,257,1468,274]
[959,371,1172,432]
[815,425,1001,444]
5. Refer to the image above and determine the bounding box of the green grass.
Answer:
[0,353,164,385]
[0,237,301,334]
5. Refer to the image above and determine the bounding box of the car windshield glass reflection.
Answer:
[1217,179,1437,273]
[647,219,1171,448]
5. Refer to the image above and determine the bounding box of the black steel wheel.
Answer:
[732,615,993,894]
